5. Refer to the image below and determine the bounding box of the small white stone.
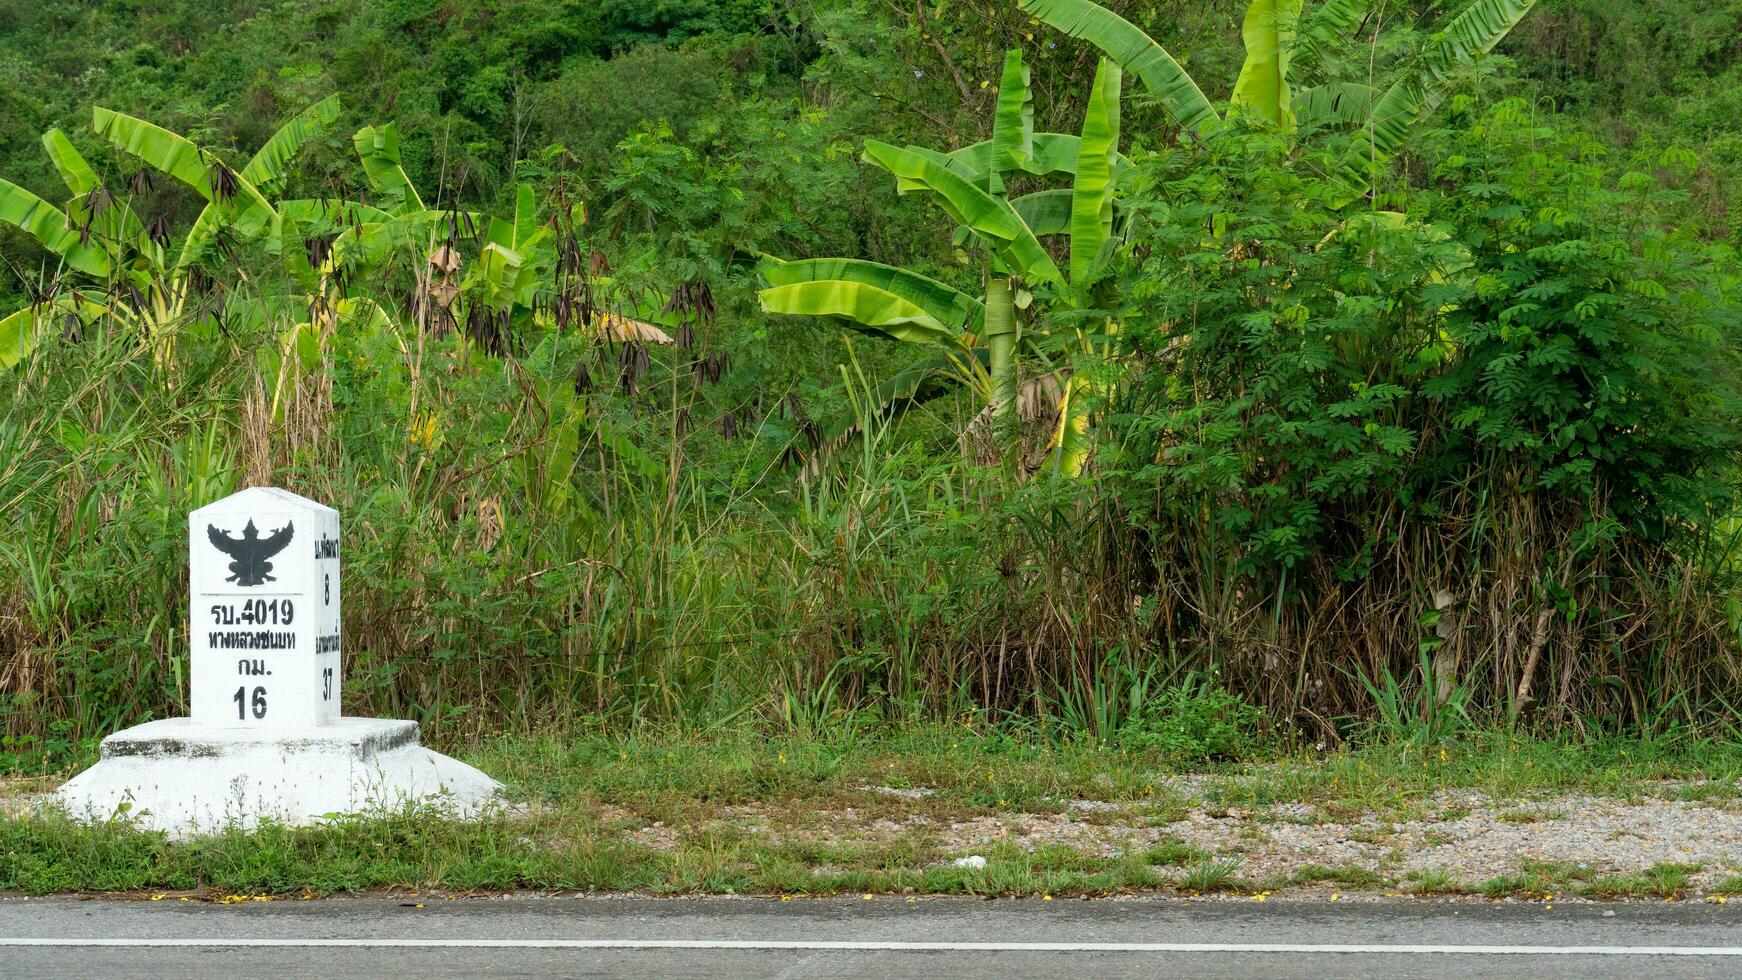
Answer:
[953,855,988,869]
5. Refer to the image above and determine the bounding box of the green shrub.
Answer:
[1115,684,1263,763]
[1107,103,1742,727]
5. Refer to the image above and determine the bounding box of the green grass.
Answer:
[1404,867,1465,895]
[1582,863,1703,899]
[1143,840,1210,867]
[1175,857,1244,893]
[1495,807,1566,824]
[1472,859,1599,899]
[6,728,1742,898]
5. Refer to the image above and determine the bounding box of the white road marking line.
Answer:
[2,939,1740,955]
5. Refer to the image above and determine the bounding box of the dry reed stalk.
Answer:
[1514,607,1555,712]
[239,376,273,488]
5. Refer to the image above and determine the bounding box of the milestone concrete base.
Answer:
[54,718,503,835]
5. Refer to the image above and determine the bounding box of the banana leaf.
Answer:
[62,189,142,255]
[758,280,960,345]
[1017,0,1218,132]
[596,415,665,481]
[327,208,486,271]
[862,140,1062,285]
[0,178,114,276]
[946,132,1139,188]
[352,124,426,212]
[0,305,43,369]
[484,184,549,255]
[990,49,1035,187]
[44,128,143,256]
[1420,0,1539,86]
[91,108,278,239]
[279,199,395,227]
[1044,370,1094,477]
[1069,59,1122,286]
[1231,0,1303,129]
[760,256,983,332]
[470,242,529,310]
[1293,82,1377,129]
[1290,0,1373,87]
[40,129,101,197]
[0,293,109,370]
[177,96,346,268]
[948,132,1080,181]
[1333,0,1536,195]
[241,94,341,195]
[1011,190,1074,238]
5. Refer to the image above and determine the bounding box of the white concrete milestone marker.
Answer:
[191,487,341,729]
[56,486,502,834]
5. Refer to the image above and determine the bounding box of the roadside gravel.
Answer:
[622,781,1742,894]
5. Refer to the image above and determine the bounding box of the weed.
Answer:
[1291,864,1385,888]
[1583,863,1702,899]
[1475,874,1545,899]
[1405,867,1466,894]
[1357,653,1475,747]
[1176,857,1243,893]
[1143,840,1209,867]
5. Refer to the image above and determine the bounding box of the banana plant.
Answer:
[0,98,345,367]
[760,49,1125,475]
[91,105,303,250]
[0,103,669,374]
[325,128,531,323]
[1019,0,1537,198]
[178,94,343,268]
[469,183,551,311]
[319,128,676,355]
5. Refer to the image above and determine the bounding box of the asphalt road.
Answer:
[3,895,1741,979]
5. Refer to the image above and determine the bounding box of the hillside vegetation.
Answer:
[3,0,1742,769]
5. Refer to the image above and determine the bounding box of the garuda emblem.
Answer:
[208,519,294,587]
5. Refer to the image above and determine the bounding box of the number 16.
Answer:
[234,685,266,720]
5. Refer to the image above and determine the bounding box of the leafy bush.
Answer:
[600,0,771,51]
[1114,683,1263,763]
[1107,103,1742,728]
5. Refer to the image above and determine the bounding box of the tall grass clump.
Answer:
[0,257,1139,758]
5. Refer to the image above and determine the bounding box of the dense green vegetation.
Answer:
[5,0,1742,771]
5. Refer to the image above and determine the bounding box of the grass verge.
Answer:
[4,727,1742,899]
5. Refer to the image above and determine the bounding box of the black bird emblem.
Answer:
[208,519,294,587]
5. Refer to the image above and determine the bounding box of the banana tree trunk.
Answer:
[985,276,1018,436]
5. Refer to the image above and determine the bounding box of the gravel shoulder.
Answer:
[609,778,1742,899]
